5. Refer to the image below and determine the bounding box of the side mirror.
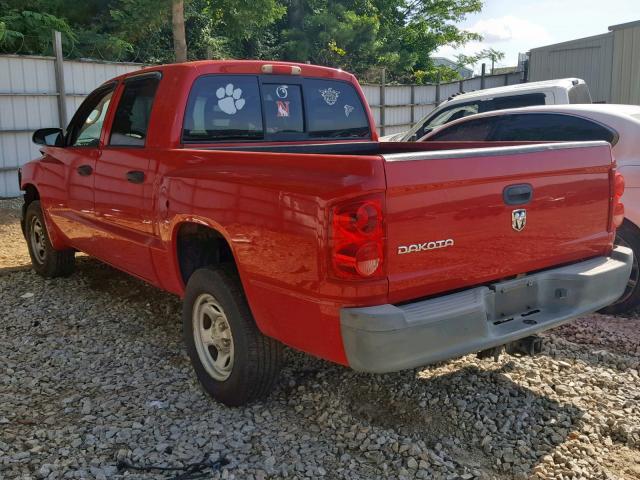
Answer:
[32,128,64,147]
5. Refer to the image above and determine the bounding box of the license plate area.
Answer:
[489,277,539,323]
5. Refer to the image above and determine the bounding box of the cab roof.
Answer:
[112,60,357,84]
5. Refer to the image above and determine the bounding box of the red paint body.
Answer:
[20,61,617,367]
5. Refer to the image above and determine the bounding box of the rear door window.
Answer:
[183,75,264,142]
[109,74,161,147]
[486,93,547,110]
[427,117,499,141]
[492,113,617,143]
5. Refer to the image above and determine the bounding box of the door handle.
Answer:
[77,164,93,176]
[126,170,145,184]
[503,183,533,205]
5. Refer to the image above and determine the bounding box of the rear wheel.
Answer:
[182,266,284,406]
[25,201,75,278]
[600,221,640,314]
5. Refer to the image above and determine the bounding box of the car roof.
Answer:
[436,103,640,126]
[446,78,584,102]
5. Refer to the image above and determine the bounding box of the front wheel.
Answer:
[600,222,640,314]
[182,267,284,406]
[24,201,75,278]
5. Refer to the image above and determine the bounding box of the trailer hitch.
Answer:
[505,335,543,356]
[477,335,543,362]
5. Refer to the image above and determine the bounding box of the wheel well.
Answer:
[23,184,39,207]
[176,223,235,285]
[21,185,40,235]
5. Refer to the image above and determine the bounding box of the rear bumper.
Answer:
[340,246,633,373]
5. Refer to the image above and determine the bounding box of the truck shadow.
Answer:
[338,364,584,479]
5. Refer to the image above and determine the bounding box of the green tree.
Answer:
[477,47,505,73]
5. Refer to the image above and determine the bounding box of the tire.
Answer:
[182,266,284,406]
[600,221,640,314]
[24,201,75,278]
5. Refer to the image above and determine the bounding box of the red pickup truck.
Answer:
[20,61,632,406]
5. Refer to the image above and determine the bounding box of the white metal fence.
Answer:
[0,52,521,197]
[0,54,142,197]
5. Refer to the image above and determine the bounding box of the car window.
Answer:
[67,87,114,147]
[407,92,548,141]
[427,104,480,130]
[488,93,547,110]
[493,113,616,143]
[183,75,264,142]
[426,117,498,141]
[110,74,161,147]
[305,79,370,138]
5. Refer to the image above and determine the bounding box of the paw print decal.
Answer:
[216,83,246,115]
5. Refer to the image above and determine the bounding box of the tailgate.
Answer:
[384,141,614,303]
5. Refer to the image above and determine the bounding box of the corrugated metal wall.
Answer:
[611,22,640,105]
[529,33,614,102]
[528,21,640,105]
[0,55,142,197]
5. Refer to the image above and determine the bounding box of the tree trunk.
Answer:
[172,0,187,63]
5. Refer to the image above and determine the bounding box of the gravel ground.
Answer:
[1,197,639,480]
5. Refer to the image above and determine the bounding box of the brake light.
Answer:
[261,64,302,75]
[330,196,385,279]
[612,172,625,229]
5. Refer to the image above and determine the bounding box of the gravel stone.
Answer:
[1,197,640,479]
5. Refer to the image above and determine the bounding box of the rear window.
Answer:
[182,75,371,142]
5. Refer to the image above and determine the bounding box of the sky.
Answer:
[435,0,640,72]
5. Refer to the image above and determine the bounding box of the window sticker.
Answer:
[319,87,340,105]
[344,104,354,117]
[276,85,289,99]
[216,83,245,115]
[276,101,290,117]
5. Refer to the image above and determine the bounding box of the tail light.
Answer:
[611,171,625,229]
[330,195,385,280]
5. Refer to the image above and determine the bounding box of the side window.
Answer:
[493,113,617,143]
[481,93,547,112]
[427,117,498,141]
[109,74,161,147]
[305,79,370,138]
[183,75,263,142]
[67,86,114,147]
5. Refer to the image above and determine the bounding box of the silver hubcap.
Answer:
[192,293,234,381]
[29,216,47,264]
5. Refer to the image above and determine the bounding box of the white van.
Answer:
[382,78,592,141]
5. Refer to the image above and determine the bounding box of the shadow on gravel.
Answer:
[343,364,584,478]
